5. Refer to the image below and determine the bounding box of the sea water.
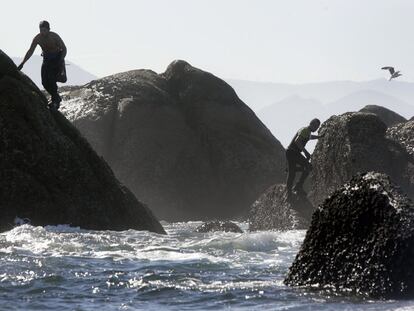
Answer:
[0,222,413,311]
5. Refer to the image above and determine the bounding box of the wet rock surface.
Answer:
[387,120,414,192]
[387,120,414,157]
[0,50,165,234]
[249,184,313,231]
[285,172,414,298]
[359,104,407,127]
[60,60,286,221]
[195,221,243,233]
[310,112,414,206]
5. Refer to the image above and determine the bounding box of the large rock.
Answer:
[249,184,312,231]
[387,120,414,157]
[0,50,165,234]
[359,104,407,127]
[195,221,243,233]
[387,120,414,190]
[285,172,414,298]
[60,60,286,221]
[310,112,414,206]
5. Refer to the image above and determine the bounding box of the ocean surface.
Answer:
[1,222,414,311]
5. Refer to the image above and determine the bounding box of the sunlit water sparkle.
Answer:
[0,222,413,310]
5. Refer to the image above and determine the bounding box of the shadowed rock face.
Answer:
[60,60,286,221]
[359,105,407,127]
[0,50,165,234]
[195,221,243,233]
[387,120,414,190]
[310,112,413,206]
[249,184,312,231]
[387,120,414,157]
[285,172,414,299]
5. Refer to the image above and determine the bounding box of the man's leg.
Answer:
[41,60,60,108]
[296,165,311,189]
[293,153,312,192]
[49,60,61,107]
[41,62,52,96]
[286,150,297,193]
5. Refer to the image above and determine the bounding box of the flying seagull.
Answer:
[381,66,402,81]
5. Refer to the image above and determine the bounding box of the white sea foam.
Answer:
[0,222,411,310]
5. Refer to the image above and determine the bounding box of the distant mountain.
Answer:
[228,79,358,111]
[229,78,414,148]
[257,90,413,148]
[227,79,414,113]
[12,55,97,87]
[258,95,324,147]
[325,90,413,119]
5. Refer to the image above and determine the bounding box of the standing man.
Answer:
[286,118,323,197]
[18,20,67,110]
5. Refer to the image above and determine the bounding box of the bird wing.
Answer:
[381,66,395,74]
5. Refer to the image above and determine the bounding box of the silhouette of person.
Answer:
[286,118,323,196]
[17,20,67,110]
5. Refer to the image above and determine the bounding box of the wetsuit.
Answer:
[286,127,313,193]
[41,51,62,105]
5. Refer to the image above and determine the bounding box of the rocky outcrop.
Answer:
[0,50,165,234]
[310,112,414,206]
[60,60,286,221]
[387,120,414,157]
[359,105,407,127]
[387,120,414,190]
[195,221,243,233]
[285,172,414,298]
[249,184,312,231]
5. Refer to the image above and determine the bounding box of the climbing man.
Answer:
[286,118,323,197]
[17,20,67,110]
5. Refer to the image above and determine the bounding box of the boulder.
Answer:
[195,221,243,233]
[249,184,312,231]
[310,112,413,206]
[60,60,286,221]
[387,120,414,157]
[387,120,414,191]
[285,172,414,298]
[0,50,165,234]
[359,105,407,127]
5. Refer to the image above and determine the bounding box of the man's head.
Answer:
[39,20,50,35]
[309,118,321,132]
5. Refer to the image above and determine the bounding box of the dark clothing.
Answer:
[288,127,311,151]
[286,126,313,192]
[286,148,312,192]
[41,52,62,104]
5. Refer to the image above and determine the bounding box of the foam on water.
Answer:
[0,222,413,310]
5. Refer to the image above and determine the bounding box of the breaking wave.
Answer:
[0,222,412,310]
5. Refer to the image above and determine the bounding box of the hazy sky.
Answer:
[3,0,414,83]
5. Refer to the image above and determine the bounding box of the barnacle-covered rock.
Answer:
[285,172,414,298]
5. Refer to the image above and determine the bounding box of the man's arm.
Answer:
[303,148,311,160]
[17,38,38,70]
[310,134,324,140]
